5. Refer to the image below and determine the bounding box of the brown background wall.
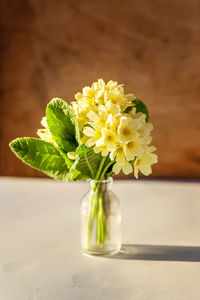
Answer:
[1,0,200,179]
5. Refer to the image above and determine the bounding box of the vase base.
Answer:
[82,247,121,257]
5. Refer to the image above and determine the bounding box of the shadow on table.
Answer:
[109,244,200,262]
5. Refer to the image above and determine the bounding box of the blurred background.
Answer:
[1,0,200,179]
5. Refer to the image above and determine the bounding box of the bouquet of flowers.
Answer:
[10,79,157,255]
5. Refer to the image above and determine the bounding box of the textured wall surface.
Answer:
[1,0,200,179]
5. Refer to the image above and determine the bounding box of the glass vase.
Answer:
[80,177,121,256]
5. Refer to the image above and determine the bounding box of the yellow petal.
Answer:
[67,152,77,160]
[122,162,133,175]
[83,126,95,137]
[75,92,83,101]
[41,117,47,128]
[134,166,139,179]
[139,165,152,176]
[85,138,96,147]
[113,163,121,175]
[124,140,143,161]
[87,110,99,122]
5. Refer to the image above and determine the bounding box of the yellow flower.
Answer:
[97,128,118,152]
[124,139,144,161]
[87,105,107,128]
[71,79,157,178]
[132,112,153,144]
[110,144,125,163]
[110,144,133,175]
[37,117,57,147]
[121,94,135,111]
[106,80,118,89]
[104,83,127,107]
[134,146,158,178]
[72,79,135,130]
[83,100,122,157]
[106,114,120,132]
[72,102,91,130]
[113,161,133,175]
[93,145,109,157]
[87,102,120,128]
[75,79,106,105]
[83,126,102,147]
[138,122,153,144]
[118,116,141,142]
[104,101,121,116]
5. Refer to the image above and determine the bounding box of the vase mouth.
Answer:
[87,177,113,184]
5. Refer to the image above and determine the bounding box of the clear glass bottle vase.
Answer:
[80,177,121,256]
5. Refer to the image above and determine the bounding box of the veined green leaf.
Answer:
[46,98,80,152]
[58,148,74,169]
[9,137,69,181]
[125,98,149,122]
[69,145,103,180]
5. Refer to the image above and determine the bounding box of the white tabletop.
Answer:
[0,177,200,300]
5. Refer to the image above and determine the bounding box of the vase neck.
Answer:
[89,177,113,191]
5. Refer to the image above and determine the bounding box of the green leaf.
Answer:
[125,98,149,122]
[46,98,80,152]
[133,99,149,121]
[69,145,103,180]
[58,148,74,169]
[9,137,69,181]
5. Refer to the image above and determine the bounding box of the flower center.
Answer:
[127,141,134,149]
[122,127,131,136]
[107,135,113,141]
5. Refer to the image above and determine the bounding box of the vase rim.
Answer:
[87,177,113,184]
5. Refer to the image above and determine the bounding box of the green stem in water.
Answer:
[91,158,111,217]
[97,189,106,247]
[86,159,114,250]
[99,161,114,181]
[90,156,108,218]
[95,156,107,180]
[86,186,99,249]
